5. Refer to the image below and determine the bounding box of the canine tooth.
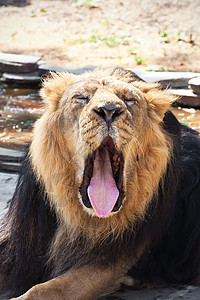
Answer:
[113,163,119,175]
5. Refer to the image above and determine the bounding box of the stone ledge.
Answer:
[0,161,21,173]
[189,77,200,95]
[1,52,200,89]
[0,147,23,173]
[1,72,41,87]
[38,63,96,76]
[168,88,200,107]
[0,147,23,162]
[0,52,41,73]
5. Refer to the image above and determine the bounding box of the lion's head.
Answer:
[30,68,175,235]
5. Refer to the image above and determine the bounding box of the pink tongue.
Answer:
[87,148,119,218]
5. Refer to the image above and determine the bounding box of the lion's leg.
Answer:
[10,263,133,300]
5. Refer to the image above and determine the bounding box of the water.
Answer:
[0,87,200,149]
[172,106,200,133]
[0,86,44,149]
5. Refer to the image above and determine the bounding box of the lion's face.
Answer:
[59,76,149,218]
[31,68,175,230]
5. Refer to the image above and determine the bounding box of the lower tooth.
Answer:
[114,166,119,175]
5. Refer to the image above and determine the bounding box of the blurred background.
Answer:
[0,0,200,71]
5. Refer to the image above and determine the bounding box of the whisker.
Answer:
[119,129,145,162]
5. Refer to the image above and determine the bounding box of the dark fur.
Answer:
[0,151,57,297]
[0,110,200,298]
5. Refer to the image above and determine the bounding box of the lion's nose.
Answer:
[94,104,123,130]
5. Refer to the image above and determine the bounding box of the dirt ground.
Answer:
[0,0,200,72]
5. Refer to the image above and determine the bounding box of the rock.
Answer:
[0,52,41,73]
[0,147,23,173]
[188,77,200,95]
[0,161,21,173]
[168,88,200,108]
[1,72,41,87]
[130,69,200,88]
[0,147,23,162]
[38,63,96,76]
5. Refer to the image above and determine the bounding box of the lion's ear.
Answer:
[145,87,177,121]
[40,72,76,111]
[133,81,177,121]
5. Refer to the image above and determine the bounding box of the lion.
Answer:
[0,68,200,300]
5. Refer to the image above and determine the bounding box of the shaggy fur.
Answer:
[0,68,200,299]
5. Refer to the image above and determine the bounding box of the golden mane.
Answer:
[30,68,175,240]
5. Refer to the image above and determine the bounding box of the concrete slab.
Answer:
[0,147,23,162]
[0,147,23,172]
[131,69,200,88]
[189,77,200,95]
[2,72,41,87]
[0,52,41,73]
[38,63,96,76]
[168,88,200,107]
[0,161,21,173]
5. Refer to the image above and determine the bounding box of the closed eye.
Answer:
[123,98,138,108]
[123,98,138,103]
[116,90,138,105]
[73,94,90,104]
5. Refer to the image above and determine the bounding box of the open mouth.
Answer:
[80,136,124,218]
